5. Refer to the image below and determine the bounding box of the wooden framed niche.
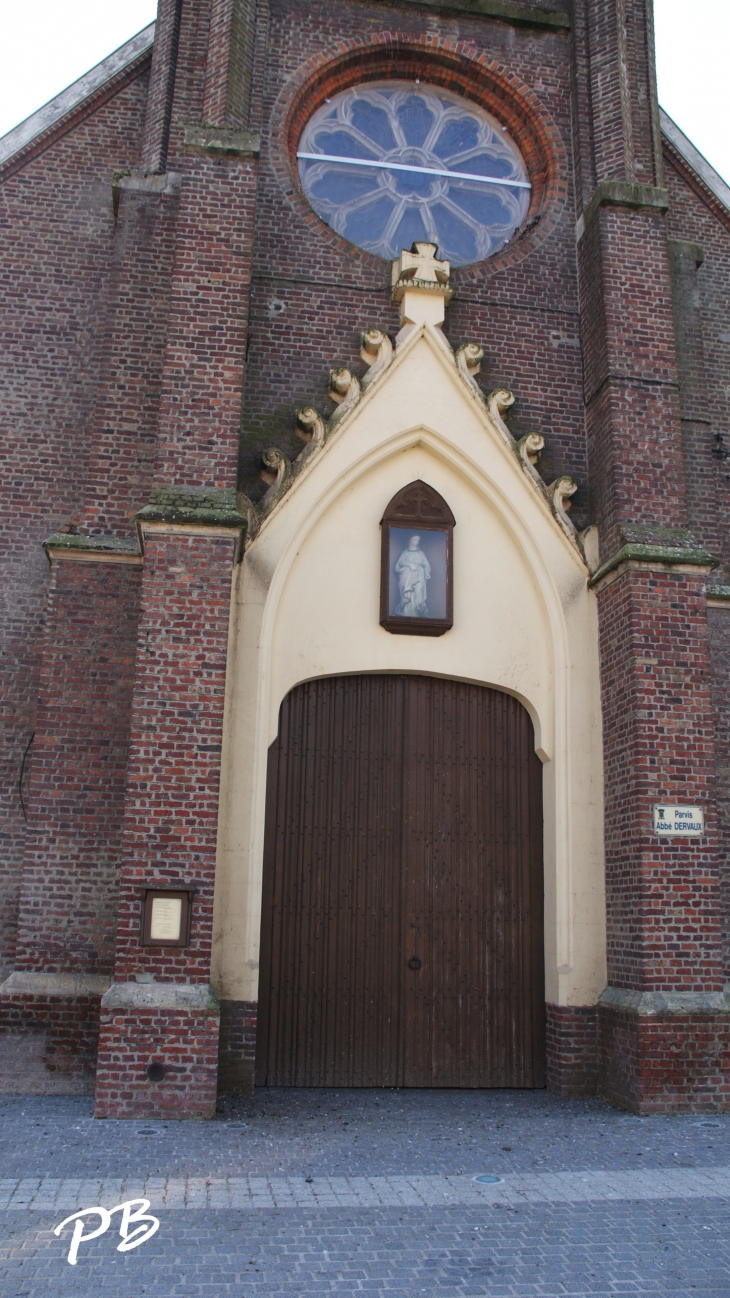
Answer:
[380,480,455,637]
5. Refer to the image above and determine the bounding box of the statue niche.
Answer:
[380,481,455,637]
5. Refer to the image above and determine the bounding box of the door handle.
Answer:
[408,957,422,971]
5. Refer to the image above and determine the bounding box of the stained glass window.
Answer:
[297,82,531,267]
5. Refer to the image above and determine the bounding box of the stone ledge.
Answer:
[589,543,719,588]
[101,982,220,1012]
[668,237,705,268]
[0,972,111,998]
[112,169,181,196]
[112,169,182,216]
[600,987,730,1017]
[137,507,248,528]
[43,533,142,563]
[184,125,261,158]
[370,0,570,28]
[136,486,249,531]
[707,585,730,603]
[580,182,670,235]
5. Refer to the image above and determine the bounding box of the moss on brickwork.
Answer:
[619,523,711,550]
[589,524,720,585]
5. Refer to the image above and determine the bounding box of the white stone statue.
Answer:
[395,535,431,617]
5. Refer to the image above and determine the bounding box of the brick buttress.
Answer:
[93,529,240,1120]
[559,0,730,1112]
[94,0,259,1118]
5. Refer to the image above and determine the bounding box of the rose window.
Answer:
[297,82,531,266]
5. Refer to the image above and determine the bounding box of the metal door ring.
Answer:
[408,957,422,971]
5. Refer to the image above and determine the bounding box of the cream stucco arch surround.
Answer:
[212,322,606,1012]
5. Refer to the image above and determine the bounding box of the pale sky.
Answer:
[0,0,728,185]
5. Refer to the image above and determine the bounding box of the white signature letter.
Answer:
[54,1207,112,1266]
[110,1198,160,1252]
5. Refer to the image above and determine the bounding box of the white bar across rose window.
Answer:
[297,151,533,190]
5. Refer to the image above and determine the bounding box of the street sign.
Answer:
[652,805,704,837]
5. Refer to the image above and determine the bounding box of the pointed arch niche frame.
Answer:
[380,480,455,636]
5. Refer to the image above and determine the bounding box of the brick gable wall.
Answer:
[0,69,151,980]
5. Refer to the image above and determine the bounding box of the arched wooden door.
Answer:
[256,674,545,1088]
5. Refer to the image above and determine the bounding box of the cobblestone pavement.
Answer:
[1,1089,730,1296]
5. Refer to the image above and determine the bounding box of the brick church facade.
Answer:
[1,0,730,1118]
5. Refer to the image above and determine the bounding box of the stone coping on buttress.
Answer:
[589,543,719,588]
[136,486,250,531]
[0,972,112,998]
[100,982,220,1013]
[600,987,730,1017]
[184,126,261,158]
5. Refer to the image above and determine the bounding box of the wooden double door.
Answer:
[256,674,545,1088]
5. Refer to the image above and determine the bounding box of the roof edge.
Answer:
[660,107,730,217]
[0,22,155,168]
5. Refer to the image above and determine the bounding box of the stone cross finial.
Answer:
[394,241,451,286]
[392,241,454,328]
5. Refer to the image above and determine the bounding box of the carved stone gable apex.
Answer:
[382,480,456,527]
[247,311,587,570]
[392,241,454,327]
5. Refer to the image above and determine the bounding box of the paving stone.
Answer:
[2,1092,730,1294]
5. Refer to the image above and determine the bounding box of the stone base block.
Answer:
[599,989,730,1113]
[545,1003,598,1097]
[0,972,110,1094]
[94,982,220,1119]
[217,999,257,1097]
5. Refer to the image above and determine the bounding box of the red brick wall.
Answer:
[579,204,687,555]
[13,560,141,975]
[111,533,236,984]
[82,185,179,539]
[0,990,103,1088]
[93,532,236,1117]
[203,0,258,127]
[662,133,730,1023]
[0,69,150,976]
[600,1004,730,1114]
[143,0,209,174]
[153,152,259,490]
[598,565,722,992]
[545,1003,598,1097]
[218,1000,258,1095]
[707,609,730,984]
[95,1002,219,1119]
[663,149,730,572]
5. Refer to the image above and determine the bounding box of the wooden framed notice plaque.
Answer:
[141,888,193,948]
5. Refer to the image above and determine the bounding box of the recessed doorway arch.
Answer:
[256,672,545,1088]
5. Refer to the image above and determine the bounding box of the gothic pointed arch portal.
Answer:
[256,673,545,1088]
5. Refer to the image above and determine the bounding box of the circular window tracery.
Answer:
[297,82,531,267]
